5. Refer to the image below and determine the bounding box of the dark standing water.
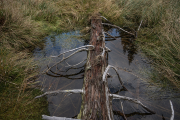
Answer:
[33,29,180,120]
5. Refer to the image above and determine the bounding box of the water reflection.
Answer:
[121,37,137,65]
[106,28,137,65]
[33,29,180,120]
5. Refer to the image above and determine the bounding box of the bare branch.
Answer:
[121,102,127,120]
[35,89,83,99]
[65,59,86,67]
[103,65,127,90]
[170,100,174,120]
[46,48,88,73]
[100,16,112,24]
[42,115,81,120]
[51,45,94,58]
[105,46,111,52]
[104,32,116,39]
[110,94,155,114]
[102,23,135,36]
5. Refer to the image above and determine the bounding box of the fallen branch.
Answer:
[65,59,86,67]
[110,94,155,114]
[46,48,89,73]
[103,65,127,90]
[42,115,81,120]
[46,68,84,79]
[35,89,83,99]
[121,102,127,120]
[102,23,135,36]
[170,100,174,120]
[51,45,94,58]
[104,32,116,39]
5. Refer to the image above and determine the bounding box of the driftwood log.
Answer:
[34,15,164,120]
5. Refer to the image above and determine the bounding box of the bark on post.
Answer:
[78,15,114,120]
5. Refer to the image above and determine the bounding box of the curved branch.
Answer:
[121,102,127,120]
[103,65,127,90]
[100,16,112,24]
[35,89,83,99]
[65,59,86,67]
[170,100,174,120]
[102,23,135,36]
[47,67,84,79]
[46,48,88,73]
[51,45,94,58]
[110,94,155,114]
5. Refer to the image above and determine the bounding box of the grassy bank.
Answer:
[0,0,179,119]
[113,0,180,88]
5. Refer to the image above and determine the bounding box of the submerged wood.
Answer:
[42,115,81,120]
[170,100,174,120]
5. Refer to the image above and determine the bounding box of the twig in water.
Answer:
[65,59,86,67]
[170,100,174,120]
[35,89,83,99]
[46,48,88,73]
[102,23,135,36]
[51,45,94,58]
[121,102,127,120]
[110,94,156,114]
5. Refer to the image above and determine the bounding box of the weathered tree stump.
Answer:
[78,15,113,120]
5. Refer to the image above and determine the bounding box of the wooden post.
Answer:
[78,15,114,120]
